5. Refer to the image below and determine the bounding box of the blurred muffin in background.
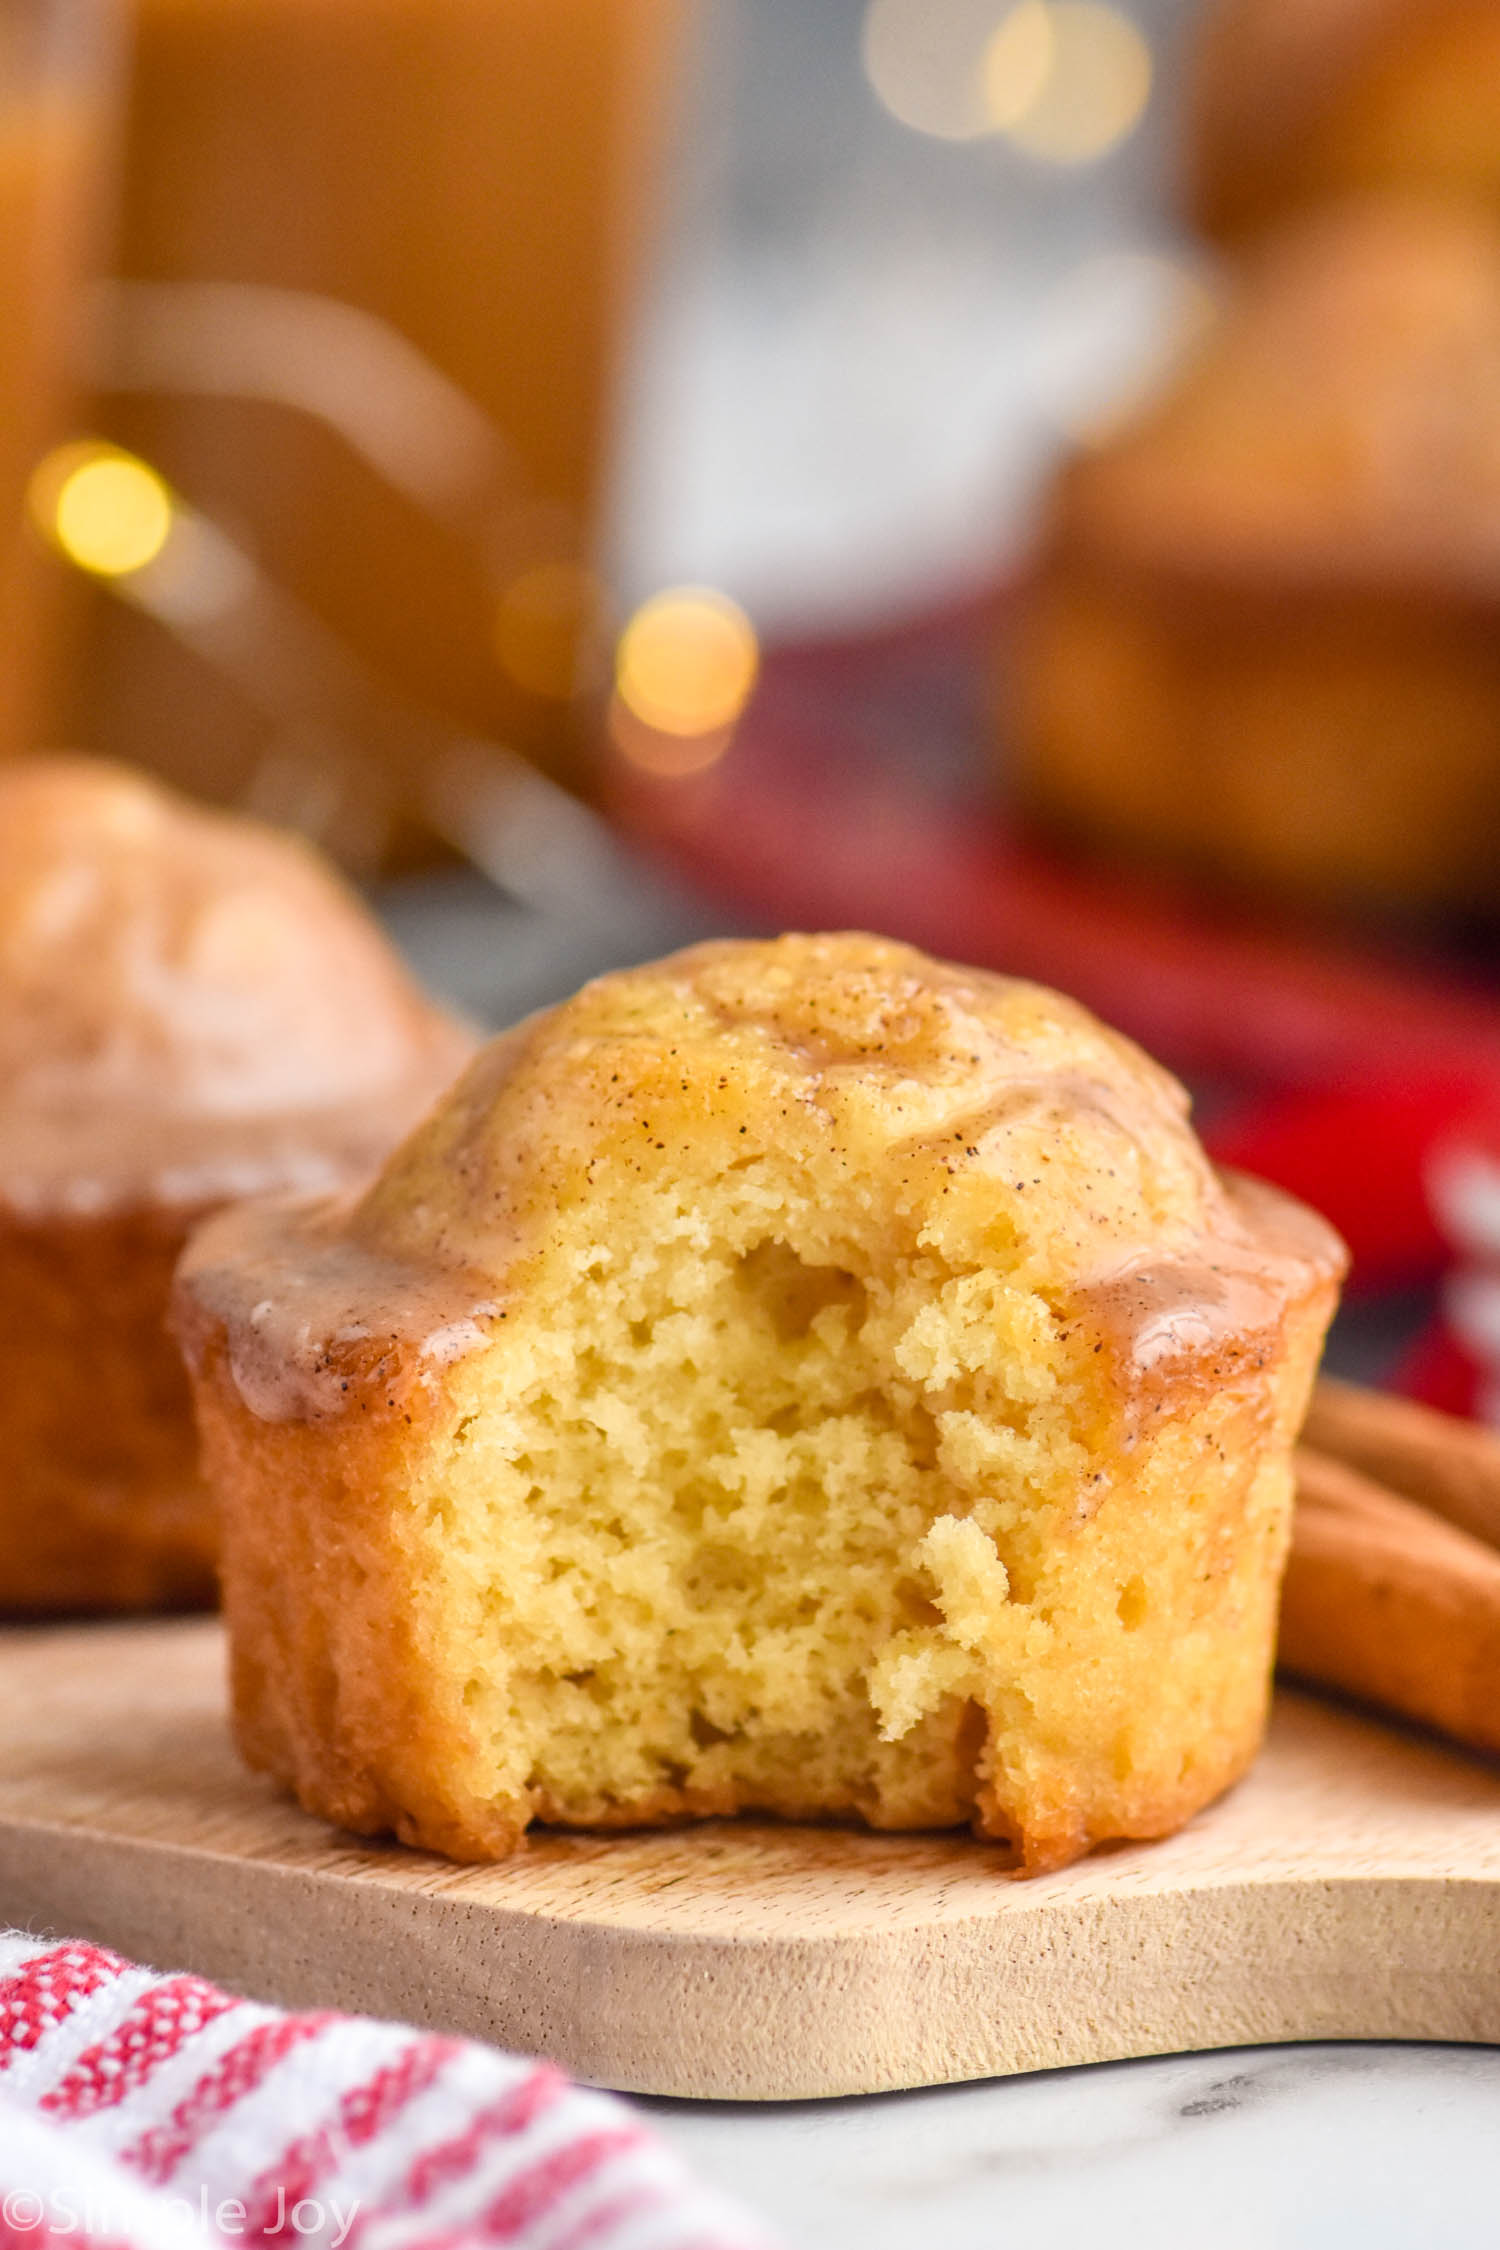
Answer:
[1006,198,1500,916]
[1188,0,1500,243]
[0,756,473,1612]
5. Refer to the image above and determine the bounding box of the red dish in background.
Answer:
[607,592,1500,1299]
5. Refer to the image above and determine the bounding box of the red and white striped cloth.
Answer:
[0,1934,774,2250]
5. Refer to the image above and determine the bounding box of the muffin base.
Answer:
[0,1204,217,1612]
[1011,553,1500,913]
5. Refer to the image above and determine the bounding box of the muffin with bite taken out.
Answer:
[177,932,1343,1871]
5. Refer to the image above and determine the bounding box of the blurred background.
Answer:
[6,0,1500,1397]
[618,0,1207,628]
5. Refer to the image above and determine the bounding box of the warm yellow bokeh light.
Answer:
[1002,2,1151,164]
[609,701,738,780]
[981,1,1054,129]
[493,560,600,700]
[865,0,1150,160]
[861,0,1001,141]
[615,588,759,739]
[33,444,174,577]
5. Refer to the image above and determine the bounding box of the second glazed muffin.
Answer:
[1007,197,1500,914]
[0,756,472,1611]
[177,933,1344,1872]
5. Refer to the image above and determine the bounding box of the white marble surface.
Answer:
[639,2043,1500,2248]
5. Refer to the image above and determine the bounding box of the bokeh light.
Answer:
[1000,3,1152,164]
[864,0,1150,160]
[981,2,1054,130]
[861,0,1005,141]
[608,703,741,780]
[493,560,602,700]
[615,587,759,739]
[31,443,174,576]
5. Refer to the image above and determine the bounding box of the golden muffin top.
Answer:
[0,757,471,1215]
[1045,197,1500,593]
[177,932,1344,1424]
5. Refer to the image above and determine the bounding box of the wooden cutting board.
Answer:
[2,1617,1499,2102]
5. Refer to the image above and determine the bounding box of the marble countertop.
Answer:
[640,2043,1500,2248]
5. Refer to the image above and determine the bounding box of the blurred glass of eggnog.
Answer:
[0,0,119,765]
[57,0,684,859]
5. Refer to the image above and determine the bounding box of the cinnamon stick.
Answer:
[1306,1375,1500,1554]
[1283,1447,1500,1758]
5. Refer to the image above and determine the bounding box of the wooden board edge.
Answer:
[4,1815,1500,2098]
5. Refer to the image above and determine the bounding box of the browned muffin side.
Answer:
[1008,198,1500,913]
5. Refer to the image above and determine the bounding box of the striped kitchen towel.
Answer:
[0,1934,774,2250]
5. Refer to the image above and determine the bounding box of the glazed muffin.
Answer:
[1008,197,1500,915]
[1188,0,1500,244]
[0,756,472,1611]
[176,933,1343,1872]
